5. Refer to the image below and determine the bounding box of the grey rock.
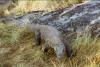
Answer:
[7,1,99,35]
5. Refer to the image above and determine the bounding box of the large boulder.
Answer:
[0,1,100,36]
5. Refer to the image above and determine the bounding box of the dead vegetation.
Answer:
[0,23,100,67]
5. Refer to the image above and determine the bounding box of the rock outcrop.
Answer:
[33,1,100,35]
[0,1,100,36]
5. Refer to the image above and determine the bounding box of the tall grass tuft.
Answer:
[10,0,84,16]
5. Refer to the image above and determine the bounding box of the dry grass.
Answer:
[0,0,100,67]
[9,0,84,16]
[0,23,100,67]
